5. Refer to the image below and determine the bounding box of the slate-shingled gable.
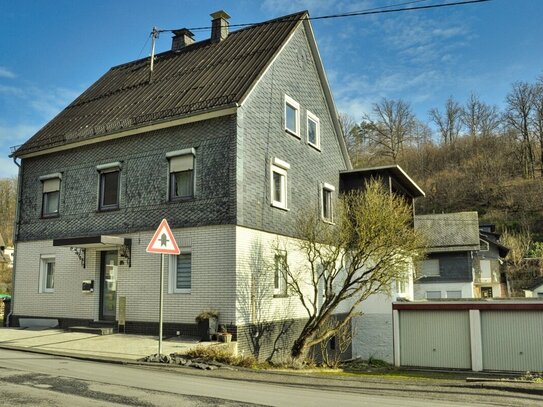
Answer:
[415,211,480,252]
[14,11,307,156]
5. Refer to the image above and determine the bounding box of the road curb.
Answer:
[2,344,542,397]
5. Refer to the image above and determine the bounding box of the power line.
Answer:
[156,0,492,34]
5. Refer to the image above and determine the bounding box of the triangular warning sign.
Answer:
[146,219,180,255]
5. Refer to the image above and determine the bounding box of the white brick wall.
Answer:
[14,224,237,325]
[235,226,317,325]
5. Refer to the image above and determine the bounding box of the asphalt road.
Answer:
[0,348,480,407]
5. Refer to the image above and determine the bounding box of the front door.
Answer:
[100,251,118,321]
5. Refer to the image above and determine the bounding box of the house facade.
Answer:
[414,212,509,300]
[9,11,357,359]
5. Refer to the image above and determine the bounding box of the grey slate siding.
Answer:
[237,24,347,236]
[17,115,237,241]
[418,251,474,283]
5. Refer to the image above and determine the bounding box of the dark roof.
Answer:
[479,231,510,258]
[340,165,425,198]
[14,11,307,157]
[415,212,480,252]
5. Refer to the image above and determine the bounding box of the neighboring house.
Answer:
[477,225,509,298]
[414,212,480,299]
[9,10,358,359]
[523,278,543,298]
[340,165,425,363]
[414,212,509,299]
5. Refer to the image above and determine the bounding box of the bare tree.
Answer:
[461,93,501,138]
[532,78,543,176]
[339,112,365,168]
[504,81,536,178]
[363,98,417,162]
[0,177,17,247]
[429,97,463,144]
[278,180,423,361]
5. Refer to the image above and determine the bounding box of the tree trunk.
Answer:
[291,335,310,360]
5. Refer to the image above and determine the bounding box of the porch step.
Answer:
[68,326,115,335]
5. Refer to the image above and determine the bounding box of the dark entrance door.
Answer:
[100,251,118,321]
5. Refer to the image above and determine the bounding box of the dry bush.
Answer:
[185,345,257,368]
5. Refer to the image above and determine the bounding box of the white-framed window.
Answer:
[306,110,320,150]
[426,291,441,299]
[96,162,121,211]
[446,290,462,299]
[167,148,195,200]
[420,259,440,277]
[39,173,61,218]
[479,239,489,251]
[321,182,335,222]
[39,255,55,293]
[274,252,287,296]
[168,248,192,294]
[271,158,290,210]
[284,94,300,137]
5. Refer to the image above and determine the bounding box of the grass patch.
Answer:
[184,345,257,368]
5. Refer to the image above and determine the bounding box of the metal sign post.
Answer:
[146,219,180,357]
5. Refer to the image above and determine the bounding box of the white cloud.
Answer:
[0,123,41,145]
[0,67,16,79]
[261,0,375,16]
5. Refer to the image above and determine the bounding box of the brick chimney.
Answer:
[171,28,195,51]
[210,10,230,43]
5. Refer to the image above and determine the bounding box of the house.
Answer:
[9,10,356,359]
[523,278,543,298]
[477,224,509,297]
[414,212,509,300]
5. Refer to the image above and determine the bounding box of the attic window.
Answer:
[284,95,300,137]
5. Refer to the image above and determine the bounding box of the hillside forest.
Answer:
[341,74,543,242]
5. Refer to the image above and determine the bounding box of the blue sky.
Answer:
[1,0,542,177]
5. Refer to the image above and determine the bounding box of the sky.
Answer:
[1,0,542,177]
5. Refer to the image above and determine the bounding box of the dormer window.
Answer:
[40,173,61,218]
[97,162,121,211]
[284,95,300,137]
[167,148,195,201]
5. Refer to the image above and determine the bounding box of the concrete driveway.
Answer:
[0,327,206,360]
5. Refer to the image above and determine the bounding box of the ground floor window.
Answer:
[169,250,192,293]
[39,255,55,293]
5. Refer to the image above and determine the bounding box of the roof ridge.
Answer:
[110,10,308,71]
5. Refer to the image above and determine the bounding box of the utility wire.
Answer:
[156,0,491,33]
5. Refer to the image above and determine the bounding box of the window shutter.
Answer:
[170,155,194,173]
[176,254,191,289]
[42,178,60,193]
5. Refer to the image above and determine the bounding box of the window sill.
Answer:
[271,203,289,211]
[285,128,301,139]
[321,218,335,225]
[96,207,120,213]
[169,196,195,203]
[308,142,321,151]
[273,293,288,298]
[40,290,55,294]
[41,214,60,219]
[170,290,191,294]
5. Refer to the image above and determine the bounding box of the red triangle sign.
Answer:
[146,219,181,255]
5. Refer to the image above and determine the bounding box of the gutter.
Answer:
[7,156,22,326]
